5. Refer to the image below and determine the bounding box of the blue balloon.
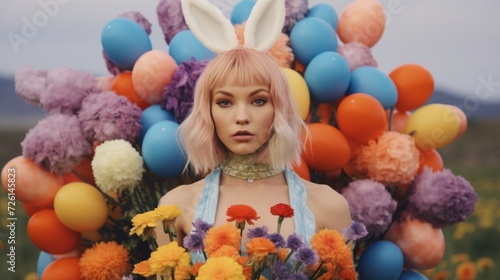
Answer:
[347,66,398,109]
[358,241,404,280]
[290,17,337,66]
[398,270,429,280]
[307,3,339,30]
[37,251,55,279]
[138,105,175,143]
[304,51,350,103]
[231,0,256,24]
[142,120,186,178]
[101,17,152,70]
[169,30,216,64]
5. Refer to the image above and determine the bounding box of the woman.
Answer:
[155,47,352,251]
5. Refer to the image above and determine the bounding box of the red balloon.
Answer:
[337,93,388,145]
[111,71,151,110]
[301,123,351,171]
[41,257,81,280]
[23,203,52,217]
[27,209,81,254]
[390,64,434,112]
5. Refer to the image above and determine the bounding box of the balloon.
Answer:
[169,30,216,64]
[290,17,337,66]
[357,240,404,280]
[132,50,178,104]
[1,156,64,208]
[282,68,310,120]
[387,109,411,133]
[23,203,51,217]
[307,3,338,30]
[301,123,351,171]
[37,251,55,279]
[304,51,350,103]
[62,157,96,186]
[41,257,81,280]
[139,104,175,143]
[111,72,151,110]
[390,64,434,112]
[337,93,388,145]
[417,149,443,174]
[27,209,81,254]
[101,17,152,70]
[142,120,187,178]
[81,231,103,243]
[347,66,398,109]
[398,270,429,280]
[54,182,108,232]
[337,0,386,47]
[292,156,310,181]
[51,247,83,260]
[231,0,256,24]
[385,218,445,270]
[447,105,467,139]
[404,104,461,150]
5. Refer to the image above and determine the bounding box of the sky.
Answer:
[1,0,500,105]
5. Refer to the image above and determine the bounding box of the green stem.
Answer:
[388,107,394,131]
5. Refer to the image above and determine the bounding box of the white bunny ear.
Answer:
[244,0,285,51]
[181,0,239,53]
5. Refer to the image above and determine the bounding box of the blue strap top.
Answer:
[190,167,316,263]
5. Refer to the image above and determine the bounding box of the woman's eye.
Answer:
[216,100,231,107]
[252,99,267,106]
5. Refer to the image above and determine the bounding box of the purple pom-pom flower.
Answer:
[21,114,91,174]
[341,221,369,242]
[192,218,213,237]
[338,41,378,71]
[272,260,294,279]
[119,11,152,35]
[183,233,205,252]
[157,0,188,44]
[14,67,47,106]
[406,167,478,228]
[283,0,309,34]
[78,91,142,143]
[342,179,397,240]
[295,247,319,267]
[286,233,305,251]
[247,225,269,239]
[268,232,287,248]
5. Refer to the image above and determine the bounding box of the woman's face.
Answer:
[211,83,274,156]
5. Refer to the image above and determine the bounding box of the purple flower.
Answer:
[268,233,287,248]
[247,225,269,239]
[341,221,369,242]
[406,167,478,228]
[21,114,91,174]
[192,218,213,237]
[338,42,378,71]
[294,272,309,280]
[183,233,204,252]
[78,91,142,143]
[41,67,98,115]
[162,58,210,123]
[286,233,304,251]
[272,260,293,279]
[119,11,152,35]
[14,67,47,106]
[341,179,397,240]
[157,0,188,44]
[295,247,319,267]
[283,0,309,34]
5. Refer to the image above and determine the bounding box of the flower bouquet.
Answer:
[129,203,367,280]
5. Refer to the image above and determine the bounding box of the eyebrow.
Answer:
[213,88,269,97]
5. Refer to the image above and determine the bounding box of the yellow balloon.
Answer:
[54,182,108,232]
[282,68,310,120]
[404,104,461,150]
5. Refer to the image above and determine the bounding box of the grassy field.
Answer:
[0,119,499,279]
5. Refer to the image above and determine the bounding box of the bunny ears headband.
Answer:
[181,0,285,53]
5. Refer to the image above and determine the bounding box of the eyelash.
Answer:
[215,98,268,107]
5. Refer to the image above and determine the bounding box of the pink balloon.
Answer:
[447,105,467,139]
[385,218,445,270]
[337,0,386,47]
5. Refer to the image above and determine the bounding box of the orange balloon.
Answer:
[292,156,311,181]
[41,257,81,280]
[390,64,434,112]
[447,105,467,139]
[301,123,351,171]
[337,93,388,145]
[111,72,151,110]
[1,156,64,208]
[417,149,443,174]
[386,109,412,133]
[27,209,81,254]
[337,0,386,47]
[385,218,445,270]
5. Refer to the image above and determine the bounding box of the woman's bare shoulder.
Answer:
[302,179,346,203]
[158,179,206,206]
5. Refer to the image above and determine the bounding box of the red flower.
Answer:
[226,204,260,225]
[270,203,294,218]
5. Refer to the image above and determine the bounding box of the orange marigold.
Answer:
[210,245,241,259]
[456,261,477,280]
[197,257,245,280]
[245,237,277,261]
[310,229,349,263]
[433,271,448,280]
[237,256,252,280]
[226,204,260,225]
[133,260,153,277]
[79,241,131,280]
[204,223,242,255]
[476,257,494,272]
[149,242,190,276]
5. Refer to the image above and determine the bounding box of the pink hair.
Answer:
[178,48,306,175]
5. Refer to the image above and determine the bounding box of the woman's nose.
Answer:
[235,105,250,125]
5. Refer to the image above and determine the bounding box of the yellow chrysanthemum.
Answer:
[149,242,189,275]
[155,204,183,221]
[132,260,153,277]
[310,229,350,263]
[455,261,477,280]
[129,210,159,236]
[204,223,241,255]
[197,257,245,280]
[210,245,241,259]
[79,241,131,280]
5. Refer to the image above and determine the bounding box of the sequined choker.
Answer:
[221,152,283,183]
